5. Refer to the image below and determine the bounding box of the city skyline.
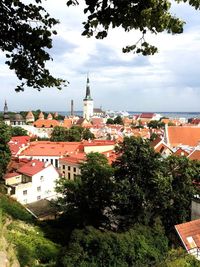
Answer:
[0,1,200,112]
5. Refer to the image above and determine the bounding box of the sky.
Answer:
[1,0,200,112]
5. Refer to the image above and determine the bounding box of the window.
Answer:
[55,159,58,168]
[23,190,27,195]
[51,159,53,165]
[68,166,70,171]
[73,167,76,173]
[40,176,44,182]
[37,196,41,200]
[63,165,65,169]
[37,186,41,192]
[68,173,71,180]
[63,171,65,175]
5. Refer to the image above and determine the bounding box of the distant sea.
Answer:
[56,111,200,120]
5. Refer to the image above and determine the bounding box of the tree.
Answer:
[147,120,165,129]
[114,116,123,125]
[0,122,11,179]
[106,118,114,125]
[58,224,168,267]
[1,1,199,91]
[161,156,197,232]
[51,126,94,142]
[113,136,170,229]
[0,0,65,91]
[50,126,67,142]
[56,152,115,228]
[11,126,28,137]
[67,0,199,55]
[82,128,95,140]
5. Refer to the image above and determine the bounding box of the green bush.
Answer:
[0,194,33,222]
[59,224,168,267]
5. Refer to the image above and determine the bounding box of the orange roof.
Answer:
[167,126,200,147]
[33,119,59,128]
[62,118,72,128]
[175,219,200,251]
[60,152,86,165]
[188,150,200,160]
[83,140,115,147]
[19,141,82,157]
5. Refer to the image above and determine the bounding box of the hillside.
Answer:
[0,194,60,267]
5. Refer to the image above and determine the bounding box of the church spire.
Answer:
[84,74,92,100]
[4,100,8,113]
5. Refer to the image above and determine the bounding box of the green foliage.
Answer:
[162,156,197,231]
[66,0,193,55]
[11,126,28,136]
[0,122,11,179]
[148,120,165,129]
[7,220,60,266]
[1,0,66,91]
[0,194,33,222]
[114,116,123,125]
[59,224,168,267]
[106,116,123,125]
[51,126,94,142]
[56,152,115,228]
[158,248,200,267]
[106,118,114,124]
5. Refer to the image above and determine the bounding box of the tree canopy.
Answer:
[1,0,200,90]
[67,0,200,55]
[51,126,95,142]
[0,122,11,179]
[0,0,66,91]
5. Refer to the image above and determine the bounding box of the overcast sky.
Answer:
[1,0,200,112]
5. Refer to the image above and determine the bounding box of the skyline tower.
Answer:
[83,75,93,121]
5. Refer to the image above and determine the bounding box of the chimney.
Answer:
[32,162,36,167]
[71,99,74,116]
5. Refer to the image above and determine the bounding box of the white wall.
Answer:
[12,165,59,204]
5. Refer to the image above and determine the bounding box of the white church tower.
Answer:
[83,75,93,121]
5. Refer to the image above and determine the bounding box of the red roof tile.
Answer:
[17,159,49,176]
[167,126,200,147]
[188,150,200,160]
[175,219,200,251]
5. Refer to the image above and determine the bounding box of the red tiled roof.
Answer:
[33,119,59,128]
[167,126,200,147]
[17,159,49,176]
[4,172,21,179]
[19,141,82,157]
[8,136,30,156]
[175,219,200,251]
[150,137,162,148]
[60,152,86,165]
[174,148,189,157]
[140,113,155,119]
[188,150,200,160]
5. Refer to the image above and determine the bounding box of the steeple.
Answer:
[84,74,92,100]
[4,100,8,113]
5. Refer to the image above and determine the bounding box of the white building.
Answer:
[4,159,59,204]
[83,75,94,121]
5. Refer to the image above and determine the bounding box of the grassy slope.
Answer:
[0,194,61,267]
